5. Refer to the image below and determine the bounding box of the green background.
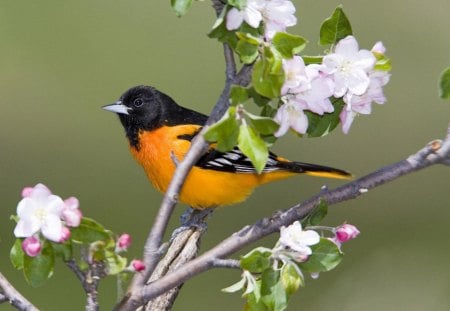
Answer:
[1,0,449,310]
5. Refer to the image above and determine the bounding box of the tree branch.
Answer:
[118,124,450,307]
[0,272,39,311]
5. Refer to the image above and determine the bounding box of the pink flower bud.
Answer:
[117,234,132,251]
[131,259,145,272]
[335,224,360,243]
[22,236,41,257]
[62,197,82,227]
[21,187,34,198]
[59,227,71,243]
[371,41,386,54]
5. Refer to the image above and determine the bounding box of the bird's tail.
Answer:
[277,160,352,180]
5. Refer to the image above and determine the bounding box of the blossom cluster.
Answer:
[277,221,360,263]
[13,183,82,256]
[226,0,297,39]
[224,1,390,136]
[275,35,390,136]
[12,183,146,273]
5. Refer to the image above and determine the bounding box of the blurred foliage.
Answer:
[0,0,449,310]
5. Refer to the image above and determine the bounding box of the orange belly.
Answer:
[130,125,295,208]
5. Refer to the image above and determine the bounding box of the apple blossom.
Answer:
[323,35,376,99]
[274,98,309,137]
[226,0,297,39]
[340,63,390,133]
[226,0,263,30]
[22,236,41,257]
[260,0,297,38]
[14,184,65,242]
[281,56,310,95]
[279,221,320,256]
[292,75,335,115]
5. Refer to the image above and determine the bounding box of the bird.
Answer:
[103,85,351,209]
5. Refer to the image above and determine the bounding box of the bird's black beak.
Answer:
[102,101,129,115]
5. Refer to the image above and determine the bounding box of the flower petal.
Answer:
[41,214,64,242]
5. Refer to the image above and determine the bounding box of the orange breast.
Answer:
[130,125,296,208]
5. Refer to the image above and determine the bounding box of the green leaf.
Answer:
[247,87,271,107]
[374,52,392,71]
[302,199,328,227]
[23,241,55,287]
[305,97,345,137]
[319,5,352,46]
[252,48,285,99]
[105,252,128,275]
[204,107,239,152]
[302,55,324,65]
[280,263,303,296]
[228,0,246,10]
[236,40,259,64]
[222,277,247,293]
[245,112,279,135]
[70,217,111,244]
[230,85,249,105]
[439,67,450,99]
[240,247,272,273]
[260,269,287,311]
[209,12,239,49]
[10,239,24,270]
[238,123,269,173]
[52,241,73,261]
[171,0,193,17]
[260,269,279,308]
[272,32,307,59]
[299,238,343,273]
[245,289,268,311]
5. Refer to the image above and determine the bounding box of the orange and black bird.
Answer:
[103,85,351,209]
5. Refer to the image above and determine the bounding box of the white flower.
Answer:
[226,0,297,39]
[280,58,334,125]
[261,0,297,38]
[226,0,264,30]
[340,70,390,134]
[14,184,65,242]
[323,36,376,99]
[279,221,320,256]
[293,73,335,115]
[281,56,310,95]
[274,98,309,137]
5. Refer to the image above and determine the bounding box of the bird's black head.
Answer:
[104,85,167,130]
[103,85,207,149]
[103,85,175,148]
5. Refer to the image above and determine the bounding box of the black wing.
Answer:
[196,148,282,173]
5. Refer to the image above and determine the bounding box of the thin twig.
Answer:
[0,272,39,311]
[65,259,105,311]
[117,125,450,306]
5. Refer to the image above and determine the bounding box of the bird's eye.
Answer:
[133,98,143,107]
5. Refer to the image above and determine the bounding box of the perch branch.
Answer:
[118,124,450,308]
